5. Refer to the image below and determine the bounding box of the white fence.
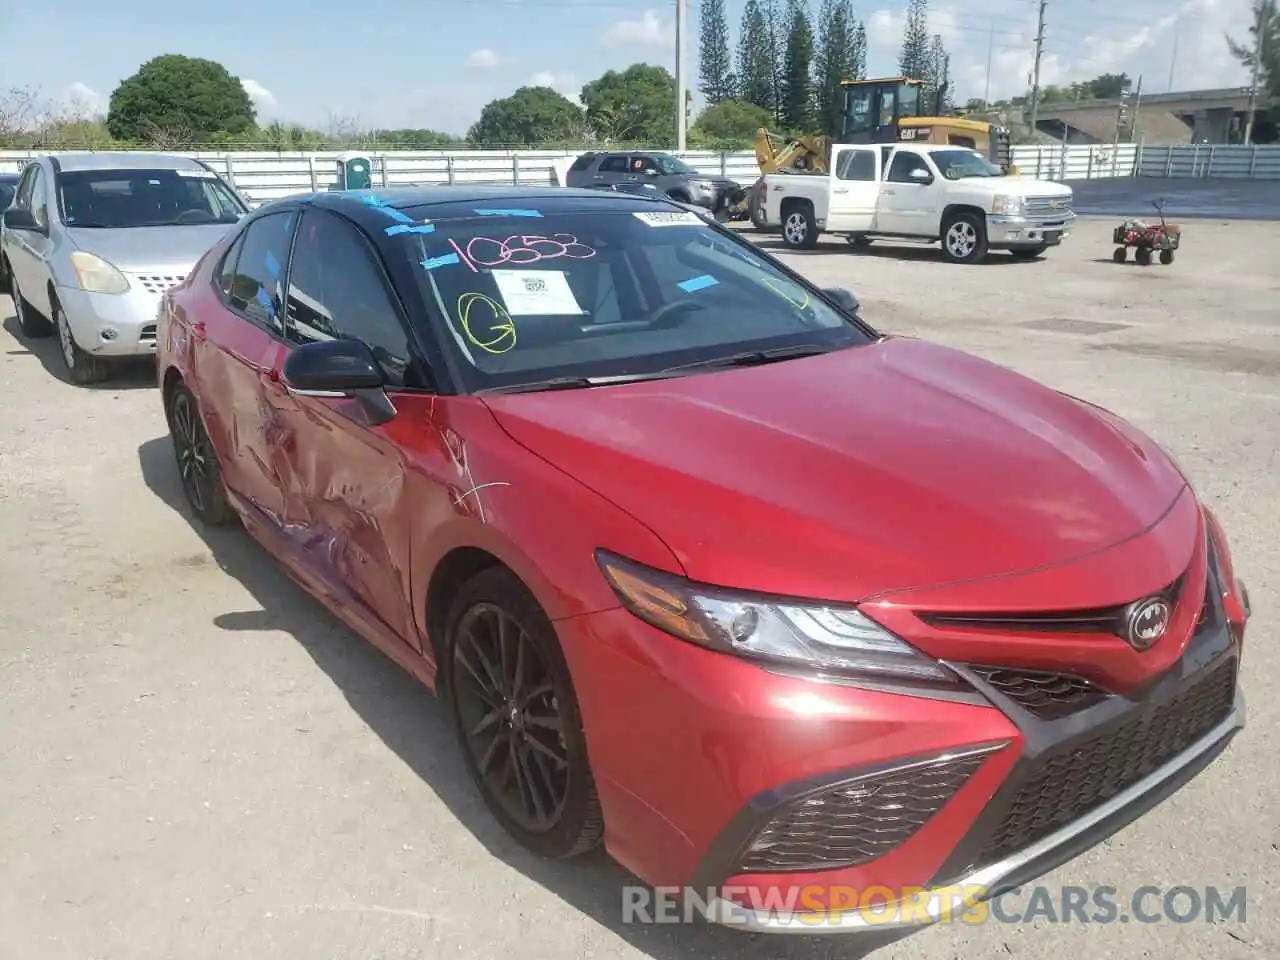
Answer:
[2,143,1278,207]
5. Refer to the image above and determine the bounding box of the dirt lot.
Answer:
[1,216,1276,960]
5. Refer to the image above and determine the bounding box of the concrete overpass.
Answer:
[1034,88,1277,144]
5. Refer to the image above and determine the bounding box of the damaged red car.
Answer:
[157,187,1249,940]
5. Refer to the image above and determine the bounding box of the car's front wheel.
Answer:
[444,566,603,859]
[168,384,234,526]
[53,299,108,384]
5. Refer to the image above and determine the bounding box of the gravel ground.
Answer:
[1,215,1276,960]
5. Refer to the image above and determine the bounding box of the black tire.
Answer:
[1010,244,1047,260]
[52,298,108,384]
[748,183,769,231]
[444,566,603,860]
[781,202,818,250]
[941,211,989,264]
[1135,246,1152,266]
[1159,249,1174,265]
[0,255,10,295]
[10,271,53,338]
[1112,247,1127,263]
[167,384,235,526]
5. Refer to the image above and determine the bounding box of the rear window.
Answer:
[568,154,596,172]
[395,204,870,391]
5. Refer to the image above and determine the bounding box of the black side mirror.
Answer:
[282,338,397,425]
[3,208,41,232]
[821,286,860,316]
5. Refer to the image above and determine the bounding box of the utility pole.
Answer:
[1130,74,1143,142]
[1167,23,1179,92]
[1028,0,1048,136]
[984,24,996,107]
[675,0,687,152]
[1243,1,1265,145]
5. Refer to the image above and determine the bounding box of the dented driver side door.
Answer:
[267,207,421,646]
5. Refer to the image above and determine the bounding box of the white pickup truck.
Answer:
[758,142,1076,263]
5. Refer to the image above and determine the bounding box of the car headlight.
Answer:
[991,195,1024,216]
[595,551,959,686]
[69,251,130,294]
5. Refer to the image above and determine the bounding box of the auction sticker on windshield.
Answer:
[176,169,218,178]
[633,210,703,227]
[491,269,584,315]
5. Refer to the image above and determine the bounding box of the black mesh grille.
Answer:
[737,750,994,873]
[979,659,1237,863]
[968,667,1110,720]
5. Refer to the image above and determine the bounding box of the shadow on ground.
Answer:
[136,435,905,960]
[752,239,1036,264]
[2,313,157,389]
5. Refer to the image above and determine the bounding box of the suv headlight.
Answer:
[596,551,959,686]
[991,195,1024,216]
[69,251,129,295]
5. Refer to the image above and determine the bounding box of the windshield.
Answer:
[654,155,697,176]
[931,149,1004,179]
[0,182,15,210]
[400,206,871,392]
[58,168,246,228]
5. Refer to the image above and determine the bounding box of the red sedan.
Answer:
[156,187,1249,938]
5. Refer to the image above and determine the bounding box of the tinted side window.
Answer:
[284,209,413,386]
[887,152,931,183]
[569,154,596,172]
[216,233,246,299]
[13,166,37,210]
[835,150,876,181]
[27,167,48,228]
[225,210,296,334]
[598,155,629,173]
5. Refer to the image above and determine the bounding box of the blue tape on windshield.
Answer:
[421,253,460,271]
[360,194,416,223]
[677,274,719,293]
[386,223,436,236]
[474,208,543,217]
[255,288,273,312]
[265,250,280,277]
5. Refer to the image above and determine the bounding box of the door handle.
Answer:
[884,189,897,196]
[832,187,849,194]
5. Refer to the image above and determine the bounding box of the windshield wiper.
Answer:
[478,372,678,394]
[661,344,836,374]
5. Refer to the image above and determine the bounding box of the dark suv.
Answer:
[564,151,745,218]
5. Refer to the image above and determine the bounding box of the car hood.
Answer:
[997,176,1072,197]
[482,337,1187,603]
[66,223,239,274]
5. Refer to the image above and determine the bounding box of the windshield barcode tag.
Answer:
[633,211,703,227]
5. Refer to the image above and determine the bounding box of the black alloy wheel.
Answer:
[169,386,233,525]
[446,567,603,858]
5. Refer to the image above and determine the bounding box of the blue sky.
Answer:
[4,0,1253,135]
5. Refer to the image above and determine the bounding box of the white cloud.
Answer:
[601,10,675,48]
[528,71,581,101]
[240,78,278,117]
[64,82,103,116]
[866,0,1254,104]
[468,48,501,68]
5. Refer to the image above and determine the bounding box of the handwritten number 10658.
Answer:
[459,234,597,268]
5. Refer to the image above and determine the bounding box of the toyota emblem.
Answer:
[1125,597,1171,650]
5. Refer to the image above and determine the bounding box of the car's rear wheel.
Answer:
[10,271,53,338]
[781,202,818,250]
[168,384,234,526]
[444,567,603,859]
[53,299,108,384]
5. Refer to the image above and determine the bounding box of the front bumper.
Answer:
[558,555,1245,938]
[685,182,747,214]
[56,272,181,358]
[986,211,1076,249]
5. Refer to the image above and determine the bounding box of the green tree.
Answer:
[925,34,952,113]
[898,0,931,81]
[581,64,679,143]
[813,0,862,136]
[691,98,773,143]
[467,86,584,146]
[737,0,776,113]
[1227,0,1280,97]
[780,0,816,130]
[1083,73,1131,99]
[698,0,737,104]
[107,55,256,144]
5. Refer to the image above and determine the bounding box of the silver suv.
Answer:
[1,152,248,384]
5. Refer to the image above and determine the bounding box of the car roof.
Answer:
[264,185,688,228]
[0,173,18,182]
[45,152,211,173]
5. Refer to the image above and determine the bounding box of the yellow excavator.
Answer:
[744,76,1014,228]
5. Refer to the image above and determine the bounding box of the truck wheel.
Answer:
[941,212,988,264]
[781,203,818,250]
